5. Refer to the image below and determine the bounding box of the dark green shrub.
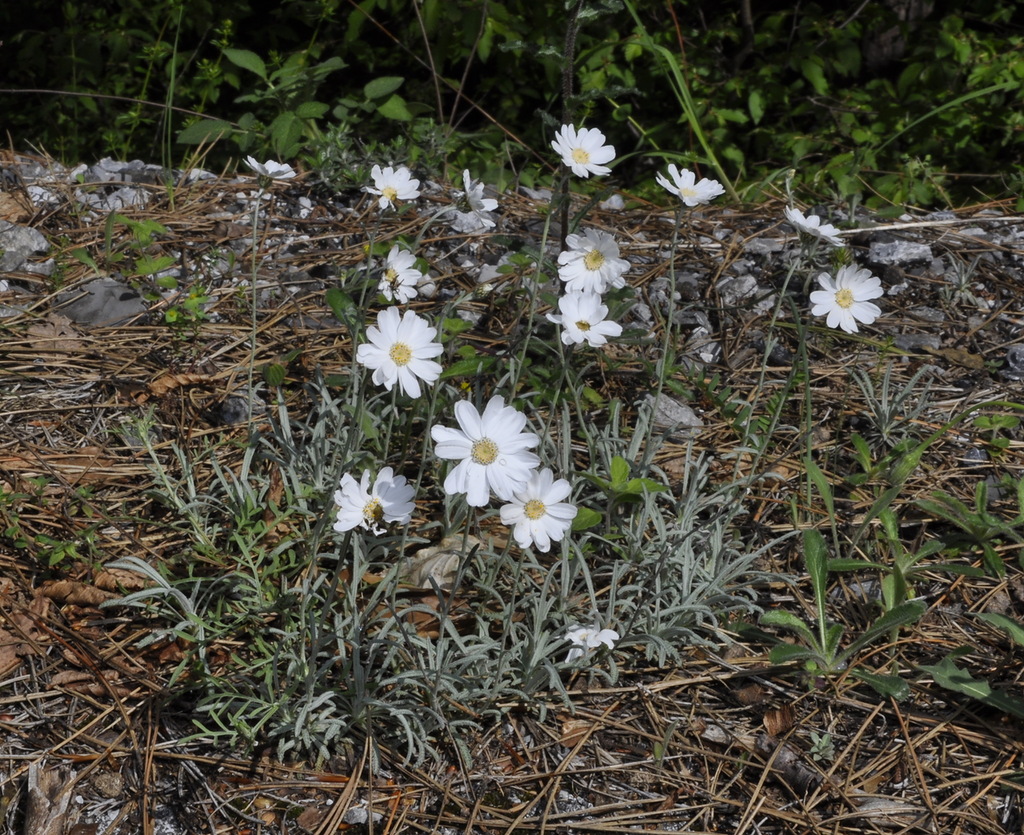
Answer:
[2,0,1022,205]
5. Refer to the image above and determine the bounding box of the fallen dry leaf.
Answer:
[0,628,24,677]
[27,312,84,352]
[38,580,117,607]
[762,703,796,736]
[93,568,150,592]
[400,534,483,590]
[0,190,32,223]
[142,372,217,402]
[50,669,132,699]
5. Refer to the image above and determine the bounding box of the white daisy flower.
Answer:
[655,164,725,207]
[557,228,630,294]
[365,164,420,210]
[499,468,577,552]
[784,206,844,247]
[809,265,883,334]
[431,395,541,507]
[546,291,622,347]
[333,467,415,535]
[244,156,297,180]
[356,307,444,397]
[449,169,498,232]
[551,124,615,178]
[379,245,423,304]
[564,625,619,662]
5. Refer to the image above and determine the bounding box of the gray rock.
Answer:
[1003,345,1024,380]
[868,240,933,266]
[75,185,151,211]
[717,274,759,306]
[86,157,170,185]
[744,237,784,256]
[673,309,712,331]
[646,394,703,436]
[0,220,50,272]
[961,447,989,467]
[56,278,146,326]
[909,306,946,324]
[894,334,941,352]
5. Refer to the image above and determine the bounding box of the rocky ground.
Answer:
[1,150,1024,834]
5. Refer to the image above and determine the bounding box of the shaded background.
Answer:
[2,0,1023,205]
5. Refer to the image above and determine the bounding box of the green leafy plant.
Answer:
[177,47,345,159]
[916,478,1024,577]
[761,528,925,698]
[846,362,934,452]
[829,507,981,615]
[71,212,175,279]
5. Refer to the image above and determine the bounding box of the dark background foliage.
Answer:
[2,0,1023,205]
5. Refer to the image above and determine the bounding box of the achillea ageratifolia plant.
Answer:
[111,101,915,765]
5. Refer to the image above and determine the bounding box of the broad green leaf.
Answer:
[440,356,497,379]
[846,599,925,656]
[768,643,819,665]
[325,287,355,323]
[441,317,474,338]
[571,507,602,531]
[177,119,234,145]
[70,248,100,274]
[134,255,177,276]
[294,101,329,119]
[223,48,267,80]
[803,528,829,622]
[269,111,302,158]
[850,669,910,700]
[822,622,845,662]
[800,57,828,95]
[376,94,413,121]
[748,89,765,124]
[921,656,1024,719]
[609,456,630,488]
[761,610,816,646]
[364,75,405,99]
[974,612,1024,647]
[805,458,834,520]
[621,477,670,495]
[262,363,286,387]
[828,558,888,572]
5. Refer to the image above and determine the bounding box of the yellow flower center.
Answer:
[385,267,398,282]
[680,186,697,199]
[835,288,854,309]
[382,186,398,203]
[389,342,412,366]
[575,319,591,332]
[363,499,384,525]
[471,438,498,465]
[583,249,605,271]
[571,148,591,165]
[523,499,546,520]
